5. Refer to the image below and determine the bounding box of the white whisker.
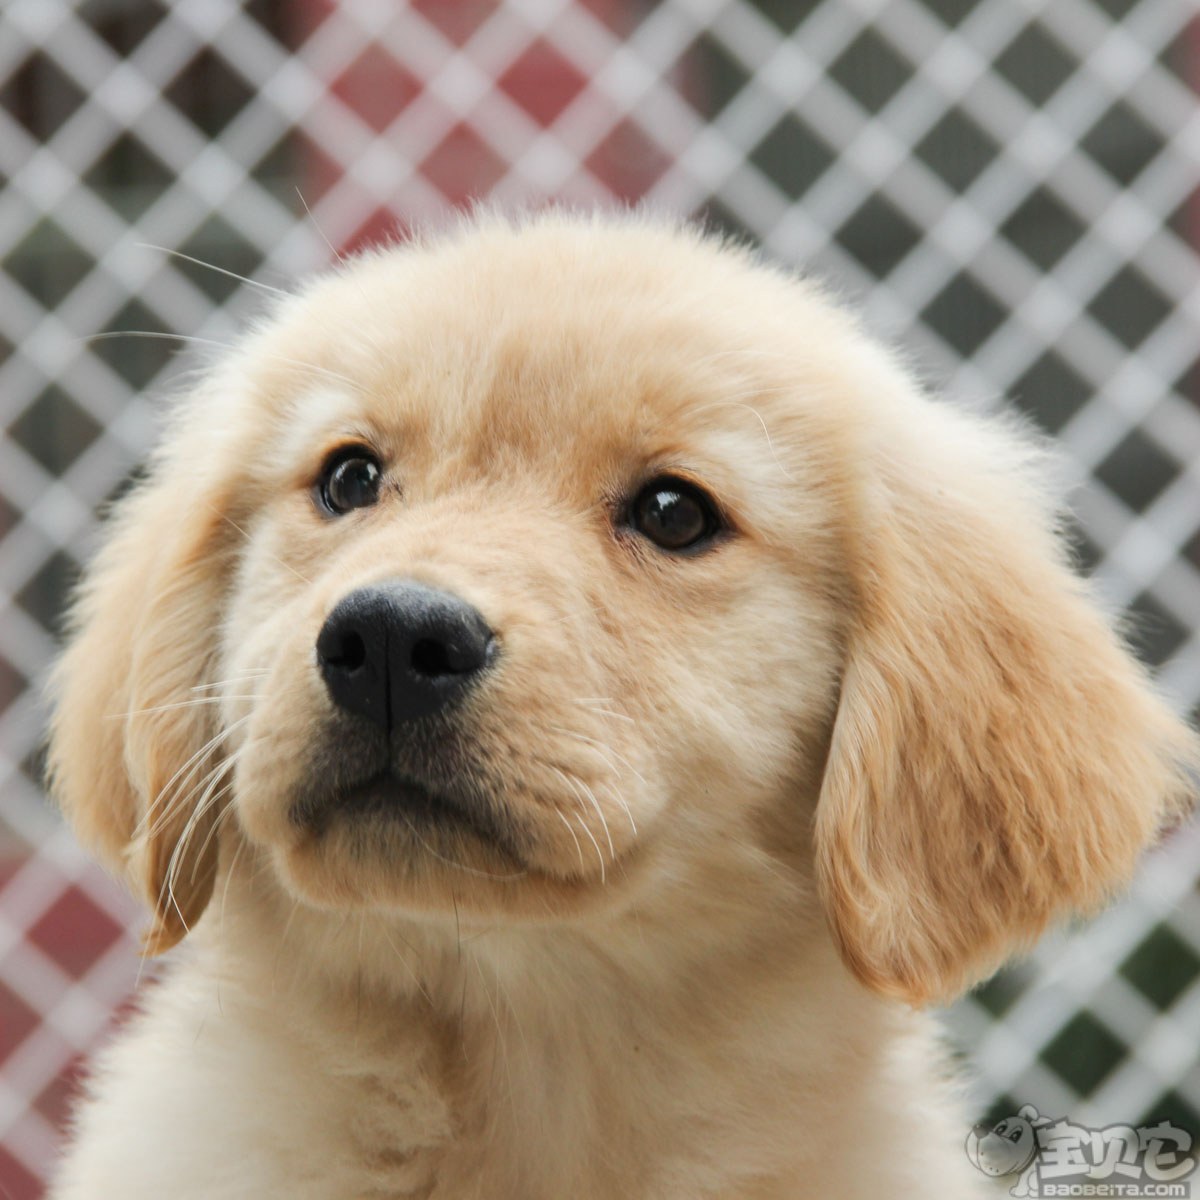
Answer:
[549,766,607,882]
[296,187,348,267]
[601,781,638,839]
[164,742,245,900]
[573,773,614,860]
[549,722,649,791]
[554,808,586,874]
[205,503,313,586]
[80,330,364,395]
[575,810,606,884]
[272,897,303,993]
[190,672,269,693]
[136,242,290,297]
[217,835,250,1010]
[397,814,527,882]
[690,398,796,483]
[379,922,432,1003]
[191,786,242,886]
[472,957,516,1116]
[139,715,250,841]
[107,696,258,719]
[570,698,635,725]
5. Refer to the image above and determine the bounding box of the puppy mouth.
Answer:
[289,760,527,864]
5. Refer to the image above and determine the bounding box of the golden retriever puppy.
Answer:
[48,212,1195,1199]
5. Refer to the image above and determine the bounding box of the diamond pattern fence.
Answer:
[1,0,1199,1194]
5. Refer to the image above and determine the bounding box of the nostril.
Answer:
[410,633,495,678]
[411,637,454,678]
[326,630,367,671]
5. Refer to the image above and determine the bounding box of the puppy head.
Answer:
[48,214,1196,1000]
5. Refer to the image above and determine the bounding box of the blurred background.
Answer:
[1,0,1198,1194]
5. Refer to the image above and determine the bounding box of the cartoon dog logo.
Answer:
[966,1104,1046,1179]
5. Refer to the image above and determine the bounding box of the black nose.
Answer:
[316,581,496,729]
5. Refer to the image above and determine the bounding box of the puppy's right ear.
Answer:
[48,438,238,955]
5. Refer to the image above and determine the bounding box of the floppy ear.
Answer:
[48,442,237,956]
[815,394,1197,1005]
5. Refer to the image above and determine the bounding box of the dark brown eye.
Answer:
[629,477,722,552]
[316,447,382,516]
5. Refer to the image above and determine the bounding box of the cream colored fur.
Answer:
[47,212,1196,1199]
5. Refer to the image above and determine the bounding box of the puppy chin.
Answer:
[264,823,656,925]
[234,751,655,924]
[274,813,529,914]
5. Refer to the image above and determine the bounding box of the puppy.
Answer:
[48,212,1196,1199]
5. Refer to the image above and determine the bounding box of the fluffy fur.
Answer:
[47,212,1196,1199]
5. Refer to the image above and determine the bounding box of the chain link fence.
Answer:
[1,0,1198,1193]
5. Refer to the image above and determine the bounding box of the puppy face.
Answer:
[219,241,847,922]
[49,215,1196,1004]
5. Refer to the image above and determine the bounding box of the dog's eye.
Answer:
[316,447,382,516]
[629,477,721,552]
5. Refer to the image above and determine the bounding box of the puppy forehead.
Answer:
[261,222,843,498]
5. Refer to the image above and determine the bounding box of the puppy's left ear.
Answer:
[815,389,1198,1005]
[48,429,238,955]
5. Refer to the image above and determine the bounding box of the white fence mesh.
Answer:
[1,0,1198,1192]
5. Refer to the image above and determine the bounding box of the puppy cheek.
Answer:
[661,585,840,811]
[232,651,329,852]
